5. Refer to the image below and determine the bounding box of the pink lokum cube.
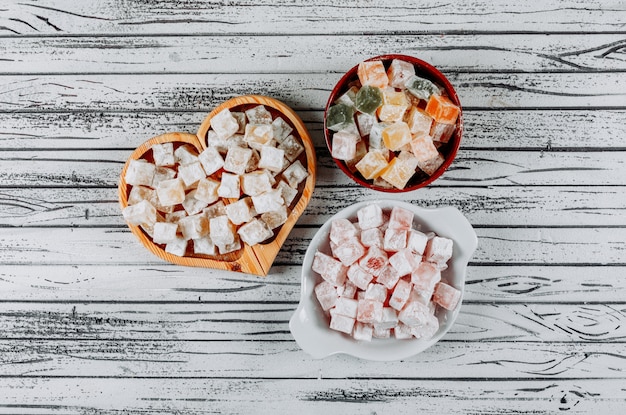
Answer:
[358,246,388,276]
[407,229,428,255]
[388,248,420,277]
[315,281,338,311]
[353,322,373,342]
[357,204,384,230]
[364,283,388,302]
[340,280,358,299]
[398,300,431,327]
[394,322,414,339]
[360,227,384,248]
[411,261,441,295]
[387,58,416,89]
[334,297,358,318]
[347,264,374,290]
[376,307,399,330]
[383,227,407,252]
[376,264,401,289]
[424,236,453,267]
[329,218,359,245]
[329,310,356,334]
[432,281,461,310]
[312,251,347,286]
[389,278,412,311]
[333,237,366,266]
[410,313,439,340]
[373,326,391,339]
[331,129,359,161]
[356,299,383,324]
[388,206,414,230]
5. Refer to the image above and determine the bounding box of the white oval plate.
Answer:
[289,200,478,361]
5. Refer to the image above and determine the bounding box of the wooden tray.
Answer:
[119,95,316,276]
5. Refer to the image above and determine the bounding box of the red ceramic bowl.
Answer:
[323,54,463,192]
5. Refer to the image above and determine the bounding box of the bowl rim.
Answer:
[323,54,463,193]
[289,199,478,361]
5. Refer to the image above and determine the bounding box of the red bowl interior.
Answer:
[323,54,463,193]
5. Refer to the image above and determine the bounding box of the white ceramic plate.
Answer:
[289,200,478,361]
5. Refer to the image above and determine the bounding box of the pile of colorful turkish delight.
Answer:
[122,104,308,257]
[326,58,460,190]
[312,204,461,341]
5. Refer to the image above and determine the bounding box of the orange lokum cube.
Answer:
[382,122,411,151]
[425,94,460,124]
[357,60,389,89]
[379,156,417,190]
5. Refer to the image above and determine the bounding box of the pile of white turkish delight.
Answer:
[122,104,308,257]
[313,204,461,342]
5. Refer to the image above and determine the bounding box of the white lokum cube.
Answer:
[210,108,240,140]
[198,146,225,176]
[241,170,273,196]
[353,322,373,342]
[209,215,236,246]
[312,251,347,287]
[122,199,157,226]
[331,129,359,161]
[165,236,188,257]
[278,135,304,163]
[181,190,209,215]
[238,218,273,246]
[174,145,199,165]
[251,188,284,214]
[231,111,247,134]
[151,143,175,166]
[151,166,176,188]
[271,116,293,142]
[258,145,286,172]
[276,180,298,206]
[356,112,376,137]
[245,105,273,124]
[203,200,226,218]
[165,210,187,223]
[357,203,384,230]
[128,185,156,206]
[394,322,414,340]
[334,297,358,319]
[125,159,155,187]
[178,160,206,187]
[217,235,242,255]
[282,160,308,188]
[156,177,185,206]
[244,124,274,148]
[410,313,439,340]
[206,129,230,154]
[225,198,254,225]
[224,146,253,175]
[152,222,178,244]
[194,177,220,204]
[193,236,217,256]
[217,173,241,199]
[260,205,288,229]
[178,213,209,240]
[329,310,356,334]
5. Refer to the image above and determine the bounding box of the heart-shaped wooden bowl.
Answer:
[119,95,316,276]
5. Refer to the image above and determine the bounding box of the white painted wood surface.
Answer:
[1,0,625,413]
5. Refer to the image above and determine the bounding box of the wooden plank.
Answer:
[2,0,625,35]
[0,339,625,379]
[0,301,624,343]
[1,264,625,304]
[0,72,625,112]
[0,377,624,414]
[0,184,625,227]
[0,227,623,266]
[2,34,626,73]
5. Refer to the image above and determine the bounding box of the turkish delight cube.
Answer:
[312,251,347,286]
[418,152,445,176]
[206,129,229,154]
[356,299,384,324]
[315,280,338,311]
[165,210,187,224]
[330,218,359,245]
[245,148,261,173]
[275,180,298,206]
[178,160,206,187]
[358,246,388,276]
[156,177,185,206]
[165,236,188,257]
[122,199,157,226]
[210,108,240,140]
[193,236,217,256]
[218,235,242,255]
[334,297,358,318]
[398,300,431,327]
[225,198,254,225]
[282,160,308,188]
[425,94,460,124]
[432,282,461,310]
[364,283,388,302]
[355,85,383,115]
[373,326,391,339]
[376,264,401,289]
[353,322,373,342]
[174,145,199,165]
[209,215,235,246]
[356,112,376,137]
[387,59,416,89]
[151,143,175,166]
[329,310,356,334]
[326,103,355,132]
[194,177,220,204]
[128,185,156,207]
[406,106,433,135]
[238,218,273,246]
[152,222,178,244]
[261,204,288,229]
[355,150,388,180]
[334,85,359,107]
[394,322,414,339]
[410,313,439,340]
[251,188,284,214]
[410,133,439,163]
[345,139,367,173]
[231,111,247,134]
[278,135,304,163]
[388,206,414,230]
[389,278,412,311]
[341,280,358,299]
[368,122,387,150]
[357,60,389,89]
[411,261,441,296]
[241,170,273,197]
[405,75,441,101]
[271,116,293,142]
[357,203,384,230]
[217,173,241,199]
[379,157,416,190]
[431,121,456,143]
[389,248,420,276]
[360,227,384,248]
[258,145,286,172]
[407,229,428,255]
[244,124,274,148]
[125,159,156,187]
[347,263,374,290]
[376,307,399,330]
[203,200,226,219]
[424,236,453,267]
[381,122,411,151]
[245,105,273,125]
[224,146,253,175]
[178,213,209,240]
[182,190,210,215]
[331,129,359,161]
[383,227,407,252]
[151,166,177,189]
[197,146,225,176]
[333,237,366,267]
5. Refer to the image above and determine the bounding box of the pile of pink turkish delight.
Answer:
[312,204,461,342]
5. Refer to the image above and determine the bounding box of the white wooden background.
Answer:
[1,0,626,413]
